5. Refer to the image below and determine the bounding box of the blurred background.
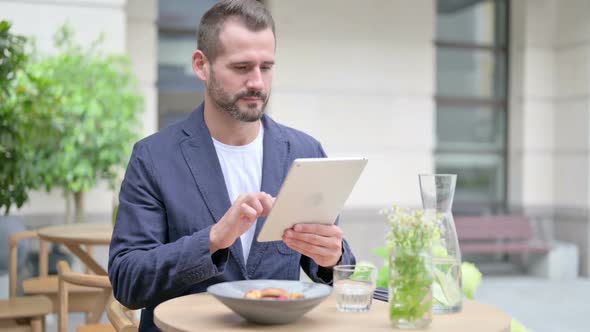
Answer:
[1,0,589,331]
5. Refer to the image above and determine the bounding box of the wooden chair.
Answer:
[0,295,52,332]
[9,230,106,321]
[1,233,53,332]
[57,261,138,332]
[106,301,138,332]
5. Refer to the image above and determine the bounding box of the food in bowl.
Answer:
[243,287,305,300]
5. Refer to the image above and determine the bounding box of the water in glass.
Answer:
[334,279,374,312]
[432,256,462,313]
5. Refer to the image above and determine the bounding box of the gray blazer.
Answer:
[108,104,356,331]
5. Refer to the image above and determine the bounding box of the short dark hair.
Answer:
[197,0,275,62]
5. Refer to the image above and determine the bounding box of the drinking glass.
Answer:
[333,264,377,312]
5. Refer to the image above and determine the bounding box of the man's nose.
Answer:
[246,68,264,91]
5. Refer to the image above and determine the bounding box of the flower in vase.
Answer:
[382,206,442,250]
[381,206,442,328]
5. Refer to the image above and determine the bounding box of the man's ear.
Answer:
[192,50,209,81]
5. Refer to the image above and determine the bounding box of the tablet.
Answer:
[257,157,367,242]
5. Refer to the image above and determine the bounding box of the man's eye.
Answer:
[261,66,272,71]
[234,66,248,71]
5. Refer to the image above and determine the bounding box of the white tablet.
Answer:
[257,157,368,242]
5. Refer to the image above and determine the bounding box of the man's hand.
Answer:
[210,192,274,253]
[282,224,343,267]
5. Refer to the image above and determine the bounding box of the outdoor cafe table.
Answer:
[154,293,511,332]
[37,223,113,323]
[37,223,112,276]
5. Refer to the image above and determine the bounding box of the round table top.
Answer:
[154,293,511,332]
[37,223,112,245]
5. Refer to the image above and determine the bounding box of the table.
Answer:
[154,293,511,332]
[37,223,113,325]
[37,223,112,276]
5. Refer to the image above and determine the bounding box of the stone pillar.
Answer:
[0,0,126,53]
[126,0,158,137]
[553,0,590,277]
[508,0,556,213]
[511,0,590,276]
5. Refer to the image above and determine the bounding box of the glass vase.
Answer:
[418,174,462,313]
[388,244,433,329]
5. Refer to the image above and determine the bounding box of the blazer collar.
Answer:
[180,103,288,145]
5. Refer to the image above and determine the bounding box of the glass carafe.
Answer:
[418,174,462,313]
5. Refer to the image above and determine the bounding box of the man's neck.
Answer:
[203,100,261,146]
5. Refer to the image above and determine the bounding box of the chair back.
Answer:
[9,230,49,298]
[57,260,112,332]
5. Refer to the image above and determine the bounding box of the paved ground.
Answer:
[477,276,590,332]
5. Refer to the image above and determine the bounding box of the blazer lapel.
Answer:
[179,105,247,276]
[246,115,290,276]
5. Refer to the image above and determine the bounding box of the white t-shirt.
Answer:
[212,125,264,264]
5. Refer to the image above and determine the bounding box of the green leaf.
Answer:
[349,261,376,281]
[372,246,389,259]
[433,244,448,257]
[376,263,389,288]
[511,318,531,332]
[432,260,462,306]
[461,262,482,300]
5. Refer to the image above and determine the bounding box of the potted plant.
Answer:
[26,24,143,223]
[1,20,30,215]
[0,20,66,282]
[1,22,141,224]
[0,20,62,215]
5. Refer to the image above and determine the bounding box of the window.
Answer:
[435,0,509,214]
[157,0,219,128]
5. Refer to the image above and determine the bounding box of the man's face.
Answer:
[206,20,275,122]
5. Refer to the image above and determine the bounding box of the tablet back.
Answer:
[257,157,367,242]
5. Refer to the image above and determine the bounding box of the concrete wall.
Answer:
[510,0,590,276]
[0,0,157,224]
[267,0,436,263]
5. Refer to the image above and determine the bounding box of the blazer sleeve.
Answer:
[300,142,357,284]
[108,142,229,310]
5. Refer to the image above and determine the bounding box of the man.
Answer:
[108,0,355,330]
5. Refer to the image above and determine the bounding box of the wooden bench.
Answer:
[454,215,551,256]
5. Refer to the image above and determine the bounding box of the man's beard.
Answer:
[208,71,269,122]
